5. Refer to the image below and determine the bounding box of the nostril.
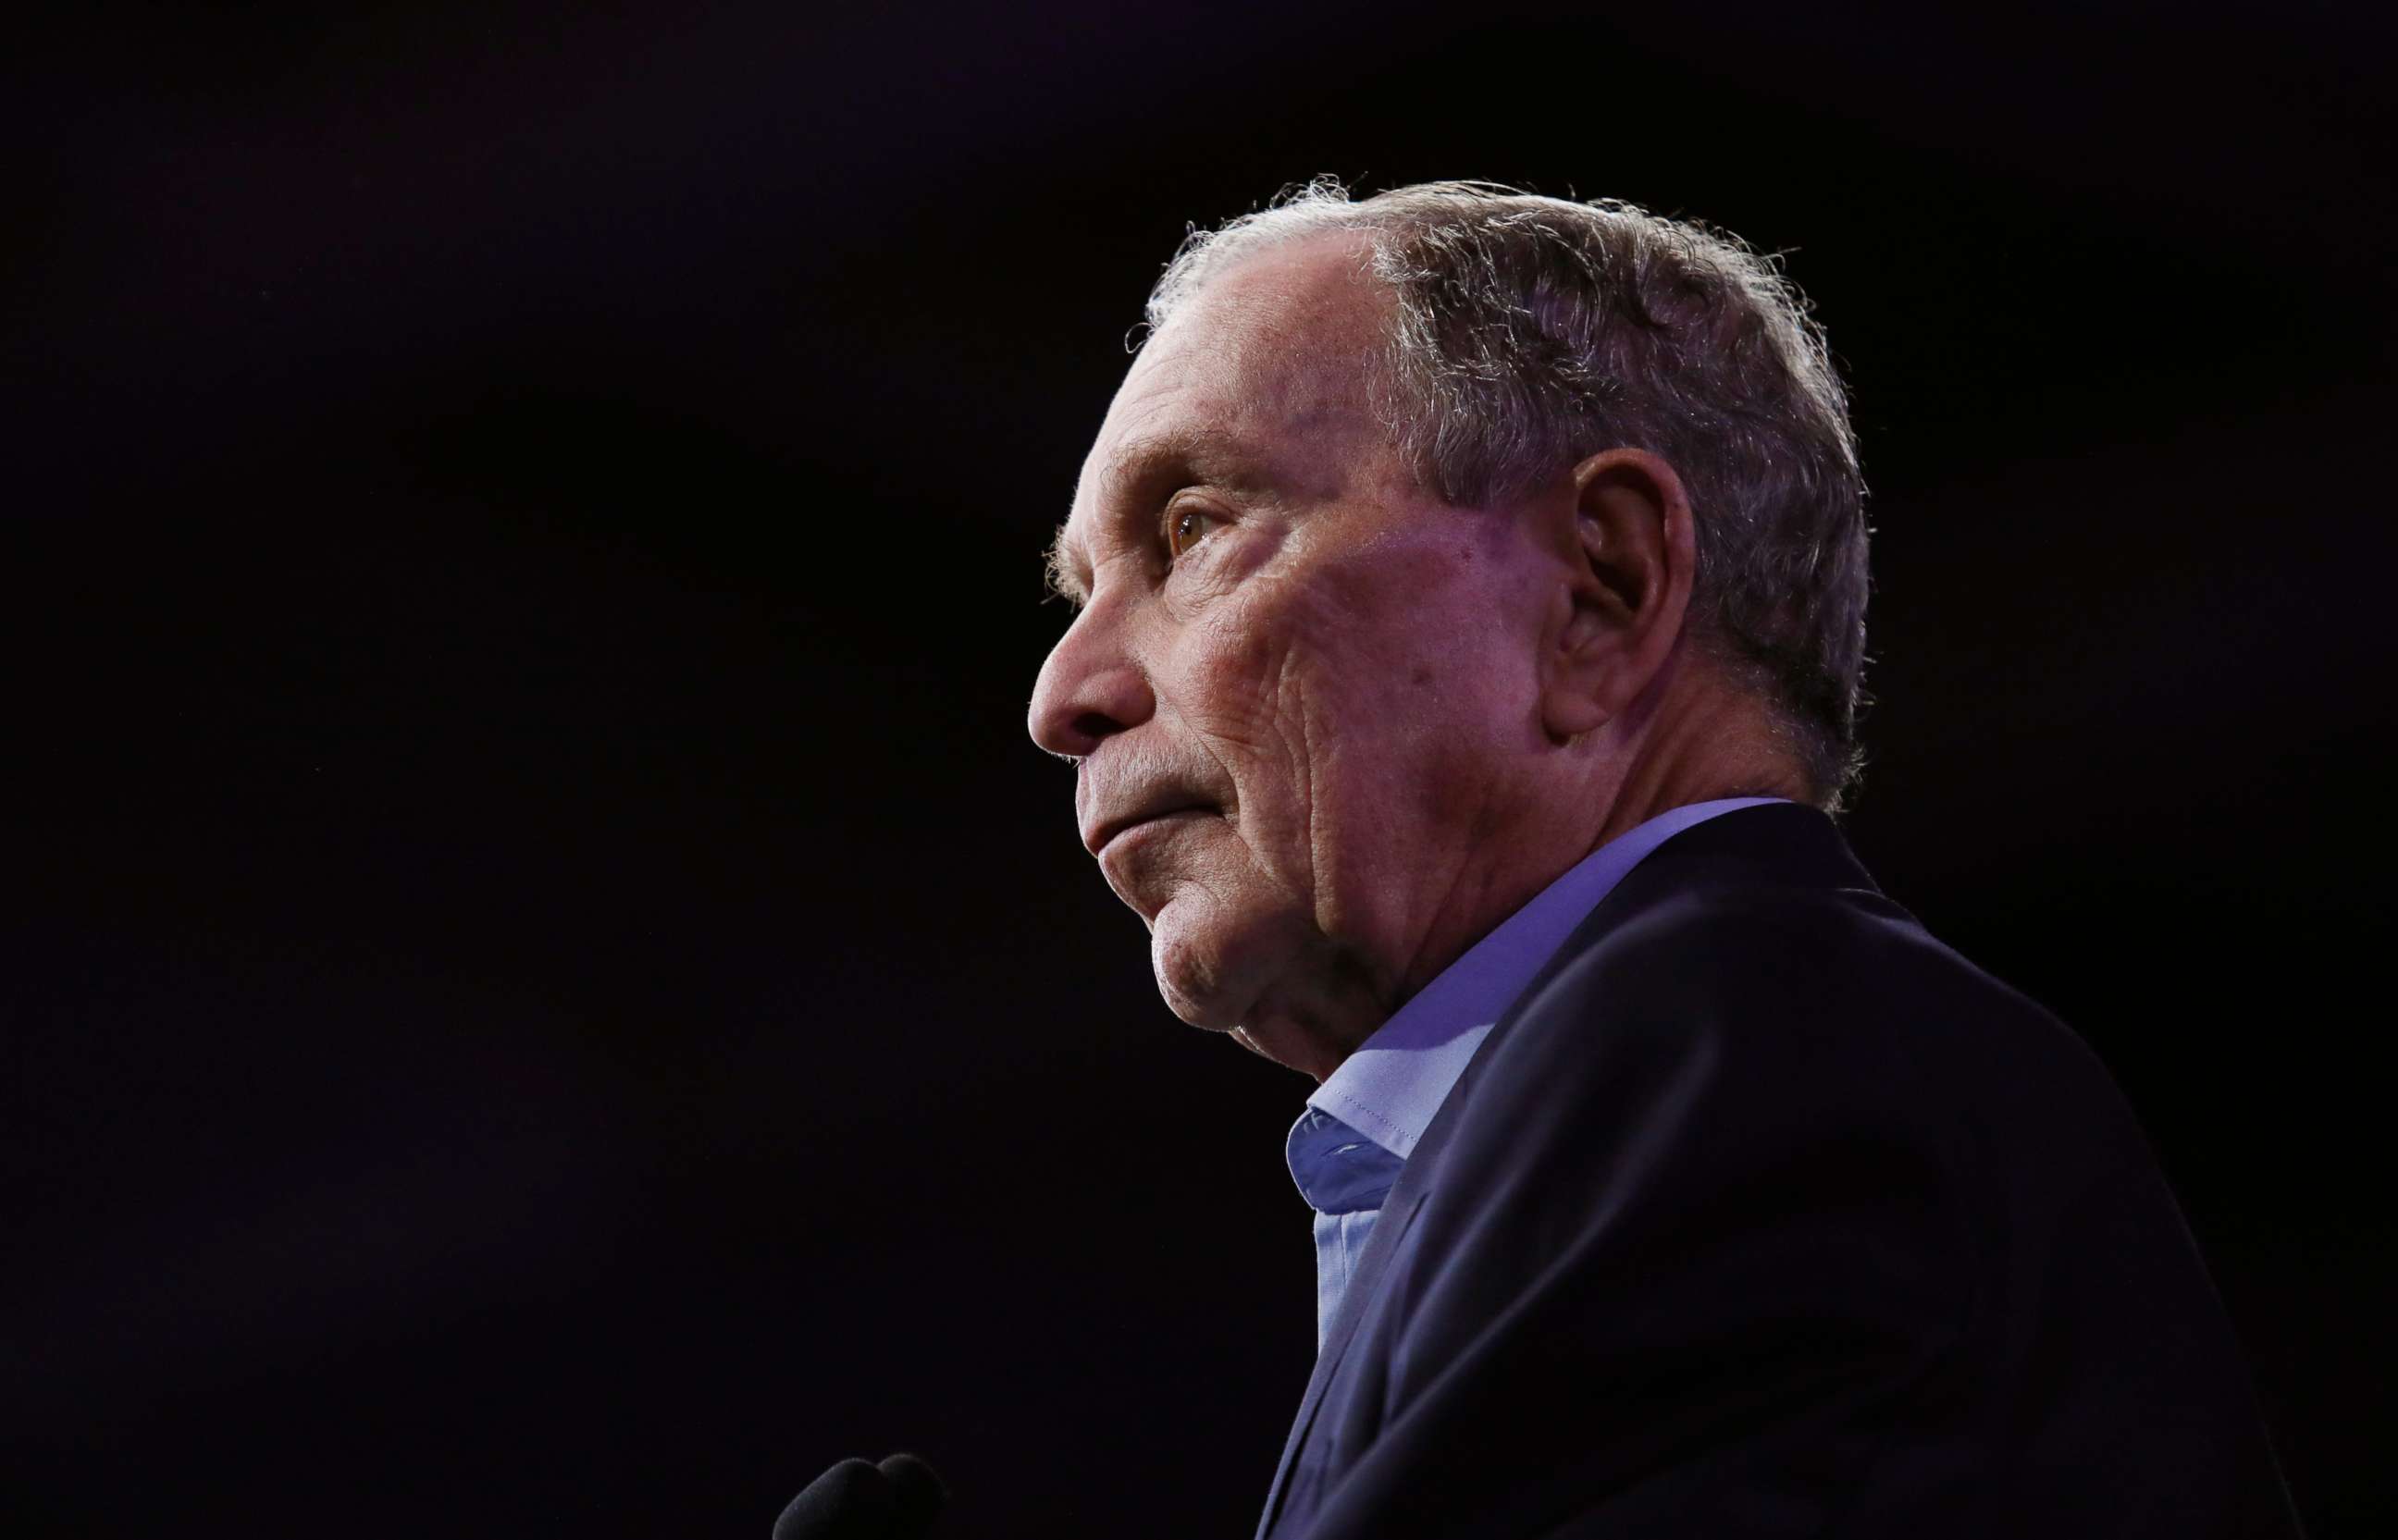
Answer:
[1069,710,1123,749]
[1031,655,1153,757]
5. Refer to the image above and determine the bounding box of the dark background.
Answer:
[7,2,2392,1534]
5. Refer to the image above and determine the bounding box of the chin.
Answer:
[1147,893,1299,1033]
[1149,924,1245,1031]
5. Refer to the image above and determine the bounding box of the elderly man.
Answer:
[1027,180,2305,1538]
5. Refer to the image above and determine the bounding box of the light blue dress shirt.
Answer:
[1284,797,1787,1351]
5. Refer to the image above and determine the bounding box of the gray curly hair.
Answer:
[1143,177,1873,812]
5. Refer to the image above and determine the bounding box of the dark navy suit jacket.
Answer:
[1257,802,2304,1538]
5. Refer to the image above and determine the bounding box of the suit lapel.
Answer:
[1255,972,1519,1539]
[1255,1182,1430,1539]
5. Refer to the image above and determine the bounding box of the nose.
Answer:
[1029,598,1156,758]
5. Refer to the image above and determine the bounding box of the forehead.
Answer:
[1065,234,1394,541]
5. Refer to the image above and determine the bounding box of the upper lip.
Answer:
[1082,795,1213,856]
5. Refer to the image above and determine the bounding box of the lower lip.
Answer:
[1101,808,1211,855]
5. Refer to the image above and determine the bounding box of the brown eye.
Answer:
[1166,506,1223,560]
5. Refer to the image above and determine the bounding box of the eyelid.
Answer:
[1162,497,1230,561]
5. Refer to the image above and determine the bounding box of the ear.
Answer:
[1539,447,1699,741]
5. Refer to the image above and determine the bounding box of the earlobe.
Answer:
[1539,674,1613,742]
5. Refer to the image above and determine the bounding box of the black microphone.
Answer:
[772,1450,948,1539]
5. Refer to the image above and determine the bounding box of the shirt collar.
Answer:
[1291,796,1789,1184]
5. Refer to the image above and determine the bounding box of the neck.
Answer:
[1587,648,1809,854]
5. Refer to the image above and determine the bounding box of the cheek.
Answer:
[1304,555,1539,832]
[1140,594,1353,900]
[1151,526,1536,896]
[1174,601,1317,770]
[1187,558,1521,813]
[1321,547,1526,731]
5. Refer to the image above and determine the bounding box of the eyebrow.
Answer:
[1044,520,1090,606]
[1043,427,1270,608]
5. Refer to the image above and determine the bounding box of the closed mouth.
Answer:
[1089,804,1212,856]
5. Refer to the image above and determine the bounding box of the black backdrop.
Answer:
[8,4,2392,1535]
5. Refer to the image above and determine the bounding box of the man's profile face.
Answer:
[1029,235,1560,1076]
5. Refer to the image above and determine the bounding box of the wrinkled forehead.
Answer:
[1073,235,1397,522]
